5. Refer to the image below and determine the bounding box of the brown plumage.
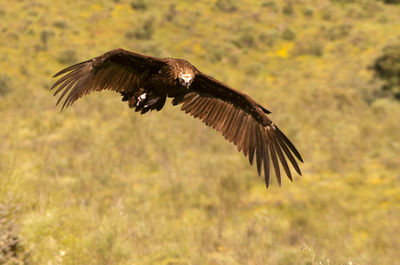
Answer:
[51,48,303,188]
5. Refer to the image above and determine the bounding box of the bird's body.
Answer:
[51,48,303,188]
[121,58,199,113]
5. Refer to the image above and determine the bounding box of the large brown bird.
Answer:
[51,48,303,188]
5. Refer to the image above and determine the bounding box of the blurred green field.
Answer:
[1,0,400,264]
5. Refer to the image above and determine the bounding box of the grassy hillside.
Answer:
[1,0,399,264]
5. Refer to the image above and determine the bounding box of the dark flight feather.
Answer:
[51,48,303,188]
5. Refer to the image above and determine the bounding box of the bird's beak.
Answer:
[180,74,193,88]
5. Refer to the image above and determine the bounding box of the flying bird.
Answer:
[51,48,303,188]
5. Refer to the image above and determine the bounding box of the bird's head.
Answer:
[179,73,193,88]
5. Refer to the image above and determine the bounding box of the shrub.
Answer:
[383,0,400,4]
[125,19,154,40]
[371,43,400,99]
[261,1,279,12]
[330,0,355,3]
[259,30,280,47]
[53,20,67,29]
[207,44,226,63]
[231,32,257,49]
[282,2,295,16]
[324,24,352,41]
[321,6,335,21]
[281,28,296,41]
[0,75,11,96]
[215,0,238,12]
[130,0,147,10]
[291,37,324,57]
[40,30,54,47]
[164,4,177,22]
[57,50,78,65]
[302,6,314,17]
[0,203,30,264]
[261,1,276,7]
[378,15,389,23]
[346,5,367,19]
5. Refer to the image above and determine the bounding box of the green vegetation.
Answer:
[0,203,30,264]
[371,43,400,99]
[1,0,399,264]
[0,75,11,97]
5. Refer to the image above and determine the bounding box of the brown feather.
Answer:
[237,115,250,155]
[262,137,271,187]
[203,101,218,125]
[267,128,281,185]
[233,112,245,146]
[214,103,229,131]
[271,130,292,181]
[51,48,166,108]
[51,48,303,188]
[255,125,263,176]
[275,127,303,162]
[276,135,302,175]
[248,120,256,166]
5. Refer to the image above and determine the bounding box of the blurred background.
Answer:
[1,0,399,264]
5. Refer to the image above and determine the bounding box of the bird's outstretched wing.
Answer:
[172,72,303,187]
[51,48,167,109]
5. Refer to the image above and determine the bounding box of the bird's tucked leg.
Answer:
[136,93,148,109]
[127,92,165,114]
